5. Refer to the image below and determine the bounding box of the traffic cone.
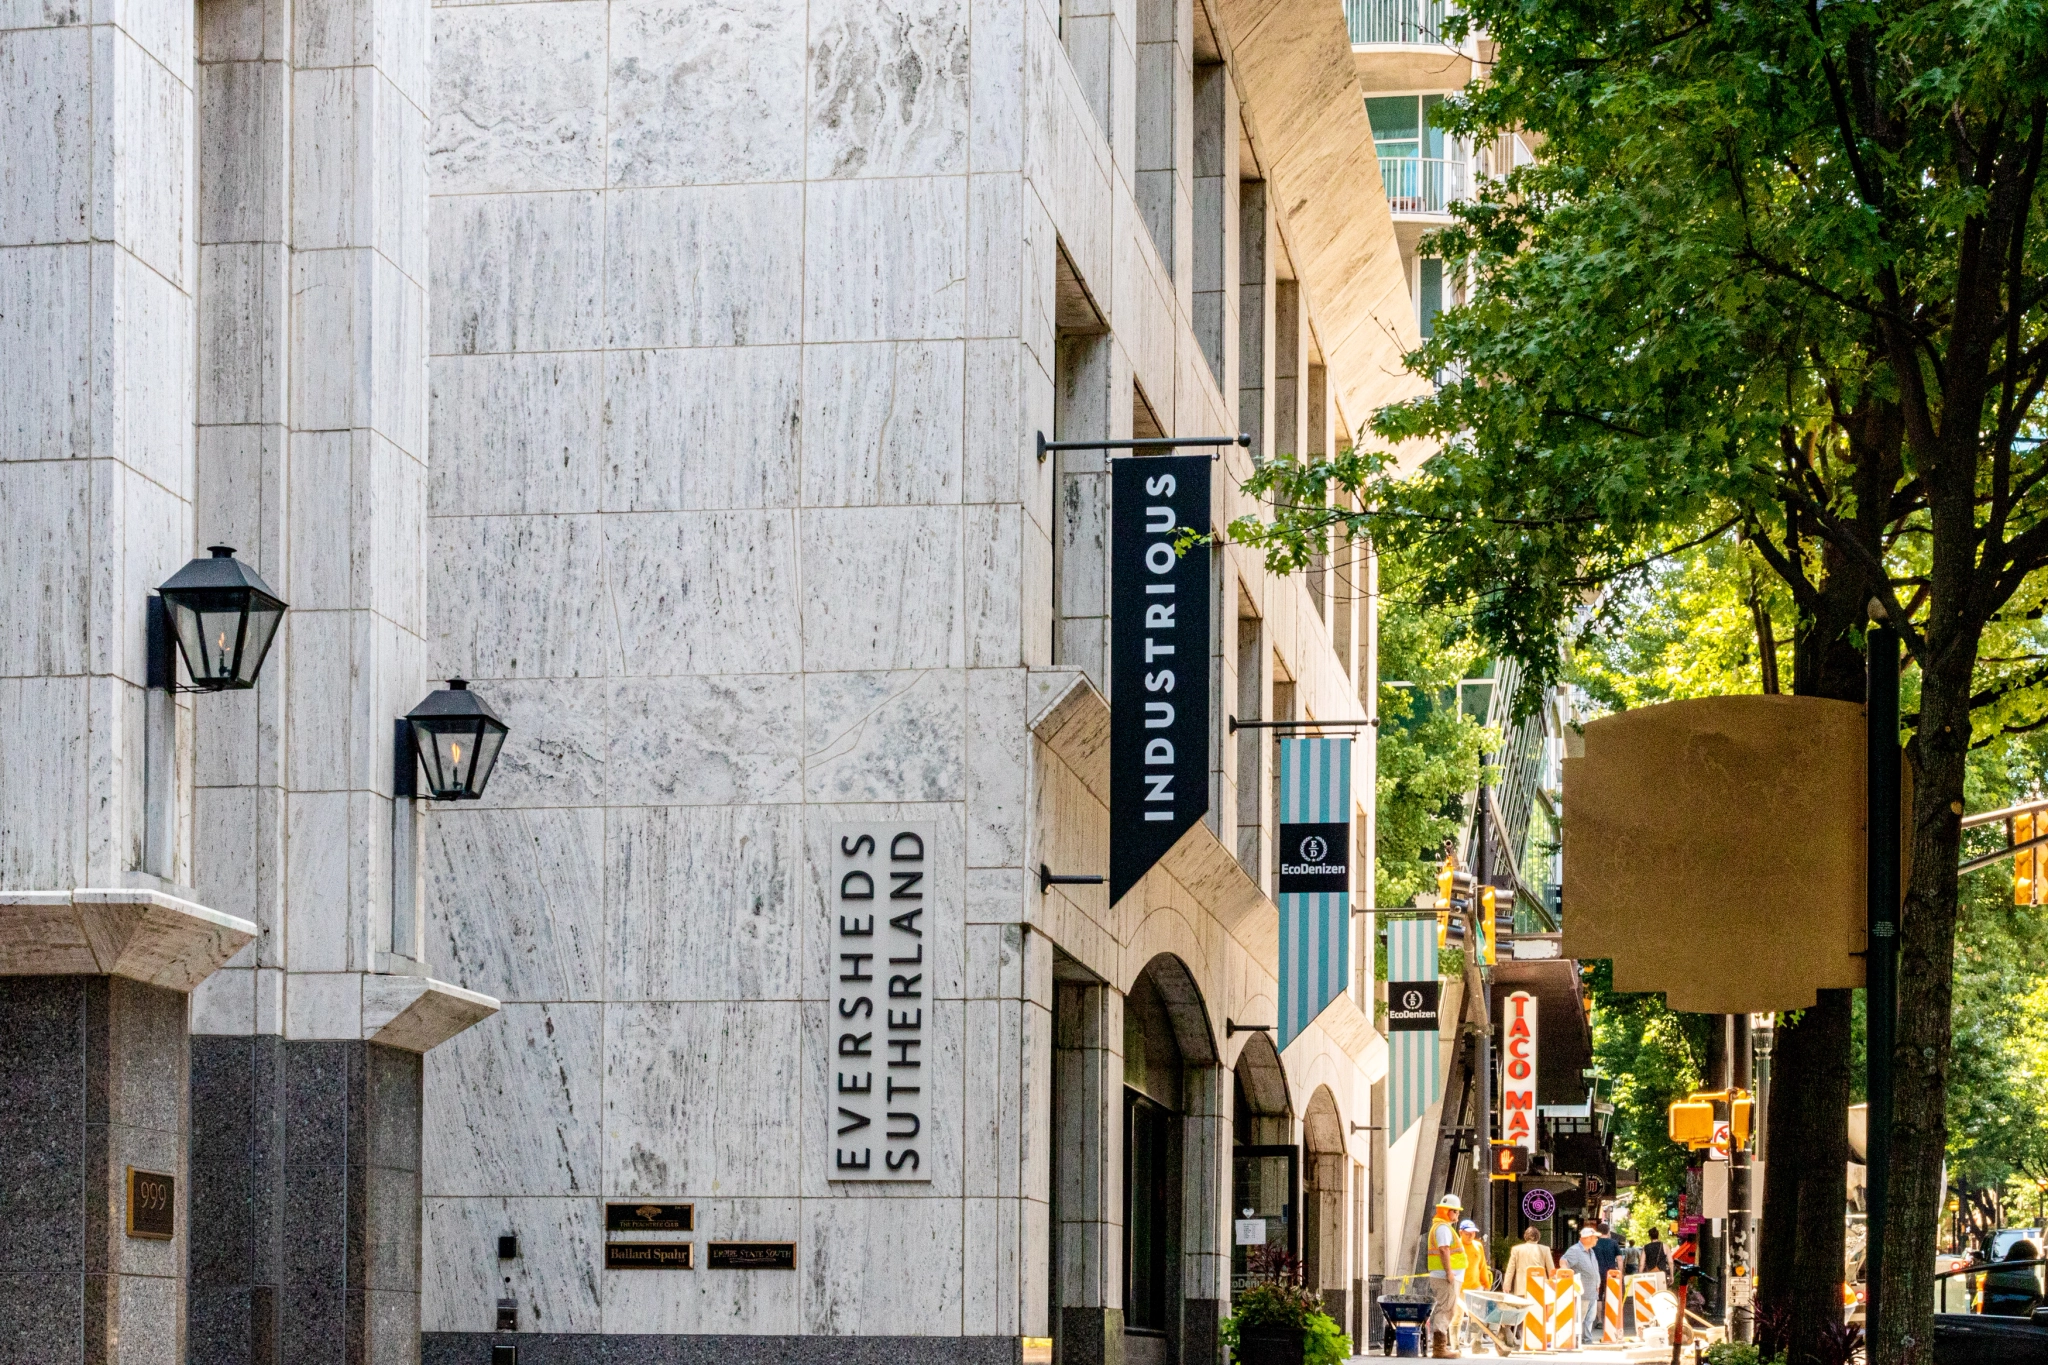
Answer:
[1522,1271,1552,1351]
[1548,1268,1581,1349]
[1605,1268,1624,1341]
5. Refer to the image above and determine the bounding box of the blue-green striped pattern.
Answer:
[1277,738,1350,1049]
[1387,916,1441,1138]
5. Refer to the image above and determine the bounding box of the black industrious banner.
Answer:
[1109,454,1212,903]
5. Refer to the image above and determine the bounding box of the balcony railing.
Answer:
[1346,0,1451,44]
[1379,156,1469,214]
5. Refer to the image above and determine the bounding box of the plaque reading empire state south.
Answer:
[706,1241,796,1270]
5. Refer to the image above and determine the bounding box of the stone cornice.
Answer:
[0,889,259,991]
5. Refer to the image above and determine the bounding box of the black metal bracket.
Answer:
[1227,715,1376,734]
[1225,1018,1274,1036]
[1039,864,1106,895]
[1037,432,1251,463]
[393,718,418,799]
[1350,1123,1384,1134]
[146,595,176,690]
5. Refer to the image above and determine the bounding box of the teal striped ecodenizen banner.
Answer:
[1277,738,1351,1050]
[1387,917,1441,1140]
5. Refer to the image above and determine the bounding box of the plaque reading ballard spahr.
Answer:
[605,1242,693,1270]
[1109,453,1212,903]
[1386,980,1441,1032]
[829,823,937,1182]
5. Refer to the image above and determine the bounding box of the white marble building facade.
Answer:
[1,0,1422,1357]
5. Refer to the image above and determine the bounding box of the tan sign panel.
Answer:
[1562,695,1869,1012]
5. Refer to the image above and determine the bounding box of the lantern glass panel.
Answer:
[167,593,247,686]
[469,725,506,796]
[236,596,286,685]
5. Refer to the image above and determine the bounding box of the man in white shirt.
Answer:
[1562,1223,1604,1343]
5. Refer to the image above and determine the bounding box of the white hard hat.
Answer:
[1460,1220,1479,1232]
[1436,1193,1463,1211]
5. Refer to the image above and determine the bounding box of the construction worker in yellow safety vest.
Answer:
[1427,1194,1466,1357]
[1460,1220,1494,1293]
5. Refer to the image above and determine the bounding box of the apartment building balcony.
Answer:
[1380,155,1469,217]
[1348,0,1480,89]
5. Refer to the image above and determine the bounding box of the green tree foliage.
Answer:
[1375,555,1496,909]
[1582,958,1711,1220]
[1225,0,2048,1348]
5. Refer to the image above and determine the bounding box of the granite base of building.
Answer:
[189,1036,423,1365]
[421,1335,1026,1365]
[1058,1307,1124,1365]
[0,975,189,1365]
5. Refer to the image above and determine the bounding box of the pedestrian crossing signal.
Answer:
[1490,1141,1530,1178]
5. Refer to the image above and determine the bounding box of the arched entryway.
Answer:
[1122,953,1220,1365]
[1301,1086,1351,1330]
[1231,1031,1296,1292]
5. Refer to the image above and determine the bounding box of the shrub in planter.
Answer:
[1222,1274,1352,1365]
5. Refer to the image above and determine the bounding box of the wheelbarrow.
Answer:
[1461,1290,1537,1355]
[1378,1291,1434,1356]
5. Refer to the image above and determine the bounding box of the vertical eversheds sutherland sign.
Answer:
[1109,455,1212,903]
[829,823,936,1181]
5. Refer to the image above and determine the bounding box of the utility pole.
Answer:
[1730,1011,1754,1341]
[1866,612,1902,1346]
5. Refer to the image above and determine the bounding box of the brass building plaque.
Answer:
[604,1242,693,1270]
[706,1241,796,1270]
[605,1202,693,1232]
[127,1168,174,1240]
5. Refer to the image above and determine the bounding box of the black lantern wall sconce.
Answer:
[395,680,509,801]
[149,546,288,692]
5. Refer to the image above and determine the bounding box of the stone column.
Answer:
[0,894,258,1365]
[1238,183,1275,461]
[1053,980,1125,1365]
[1181,1064,1230,1365]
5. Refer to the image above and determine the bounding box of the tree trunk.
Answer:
[1753,579,1865,1363]
[1875,621,1976,1365]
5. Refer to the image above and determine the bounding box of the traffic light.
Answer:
[1480,886,1498,965]
[2019,811,2039,906]
[1490,1141,1530,1179]
[1730,1093,1754,1149]
[1668,1098,1714,1146]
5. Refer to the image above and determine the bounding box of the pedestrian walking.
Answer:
[1642,1227,1670,1276]
[1505,1225,1555,1298]
[1563,1225,1604,1341]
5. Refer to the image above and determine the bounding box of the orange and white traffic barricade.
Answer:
[1521,1270,1554,1350]
[1604,1268,1625,1341]
[1628,1272,1669,1342]
[1547,1267,1582,1350]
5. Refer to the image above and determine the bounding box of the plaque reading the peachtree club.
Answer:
[605,1202,693,1232]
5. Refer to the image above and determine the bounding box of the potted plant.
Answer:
[1223,1249,1353,1365]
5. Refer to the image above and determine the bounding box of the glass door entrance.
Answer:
[1231,1144,1300,1290]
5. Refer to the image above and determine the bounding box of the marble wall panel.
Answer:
[366,247,428,456]
[802,669,966,804]
[605,803,802,1001]
[197,50,286,246]
[1,27,93,246]
[607,0,805,187]
[601,510,800,675]
[970,0,1025,174]
[430,513,616,678]
[284,609,352,788]
[799,1195,964,1335]
[962,1195,1023,1335]
[465,677,609,808]
[604,184,804,349]
[429,2,606,195]
[803,176,967,344]
[799,342,964,507]
[606,674,803,807]
[0,461,92,675]
[431,351,604,515]
[0,677,87,887]
[602,347,802,512]
[596,1197,801,1334]
[424,806,605,1002]
[199,243,288,426]
[431,190,603,355]
[602,1001,802,1196]
[284,791,353,971]
[964,667,1027,867]
[424,1002,604,1195]
[964,502,1022,668]
[965,865,1028,932]
[807,0,969,180]
[422,1195,603,1333]
[285,430,353,609]
[963,339,1026,507]
[966,173,1022,340]
[96,27,191,288]
[798,507,963,672]
[0,245,93,459]
[108,248,196,496]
